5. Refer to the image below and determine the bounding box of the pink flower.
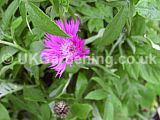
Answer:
[41,19,90,77]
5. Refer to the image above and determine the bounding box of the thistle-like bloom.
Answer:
[41,19,90,77]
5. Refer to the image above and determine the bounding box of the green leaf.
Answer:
[11,16,23,36]
[30,40,44,52]
[2,0,20,29]
[78,2,112,20]
[140,64,160,83]
[68,7,76,21]
[136,0,160,20]
[40,104,51,120]
[20,40,44,66]
[75,73,88,99]
[85,89,107,100]
[92,104,103,120]
[106,1,127,7]
[71,103,92,119]
[103,100,114,120]
[25,2,69,37]
[95,6,128,46]
[114,106,128,120]
[91,77,108,91]
[25,101,42,119]
[31,66,40,84]
[131,14,146,35]
[140,87,156,107]
[0,62,19,77]
[19,1,27,21]
[88,19,104,33]
[0,46,18,64]
[95,2,113,22]
[29,0,47,2]
[11,17,23,30]
[65,62,80,73]
[0,0,5,7]
[127,99,138,116]
[125,63,140,80]
[50,0,60,15]
[23,87,46,102]
[8,95,28,110]
[0,103,10,120]
[0,82,23,98]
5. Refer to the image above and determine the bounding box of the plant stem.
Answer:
[62,74,73,94]
[0,40,28,52]
[109,33,125,56]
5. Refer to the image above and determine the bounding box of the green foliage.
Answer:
[0,83,23,98]
[136,0,160,20]
[96,6,128,46]
[23,87,46,102]
[0,0,160,119]
[0,103,10,120]
[76,1,113,33]
[85,89,107,100]
[71,103,92,119]
[75,73,88,99]
[0,46,18,64]
[25,1,69,36]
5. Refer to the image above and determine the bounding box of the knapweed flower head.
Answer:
[41,19,90,77]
